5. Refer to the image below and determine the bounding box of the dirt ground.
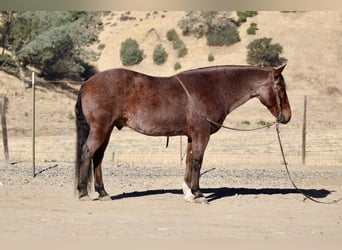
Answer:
[0,159,341,240]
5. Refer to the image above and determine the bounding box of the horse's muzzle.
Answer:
[277,112,291,124]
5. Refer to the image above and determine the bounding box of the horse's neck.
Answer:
[226,89,256,113]
[223,72,269,113]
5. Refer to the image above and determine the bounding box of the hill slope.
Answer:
[94,11,342,97]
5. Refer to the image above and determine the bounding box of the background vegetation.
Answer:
[120,38,144,66]
[247,37,287,67]
[153,44,168,65]
[0,11,102,79]
[166,29,188,58]
[0,11,287,81]
[178,11,241,46]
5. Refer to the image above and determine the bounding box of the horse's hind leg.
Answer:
[77,128,110,200]
[77,148,92,200]
[93,134,112,201]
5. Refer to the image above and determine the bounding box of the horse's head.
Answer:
[257,64,291,124]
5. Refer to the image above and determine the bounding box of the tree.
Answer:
[6,11,102,79]
[0,11,14,55]
[178,11,240,47]
[206,23,240,46]
[178,11,233,37]
[153,44,168,65]
[246,37,287,67]
[120,38,144,66]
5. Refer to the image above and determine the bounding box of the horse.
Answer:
[75,64,291,203]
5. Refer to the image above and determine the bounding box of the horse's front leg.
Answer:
[183,137,194,201]
[182,136,209,204]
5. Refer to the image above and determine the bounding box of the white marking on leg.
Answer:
[182,181,195,202]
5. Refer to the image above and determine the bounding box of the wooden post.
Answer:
[32,72,36,177]
[0,97,9,161]
[302,96,307,165]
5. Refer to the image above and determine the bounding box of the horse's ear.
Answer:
[273,64,286,77]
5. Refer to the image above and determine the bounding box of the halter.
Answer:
[273,79,283,122]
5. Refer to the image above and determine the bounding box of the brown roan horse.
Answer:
[75,64,291,203]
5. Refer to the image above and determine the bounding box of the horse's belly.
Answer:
[126,115,185,136]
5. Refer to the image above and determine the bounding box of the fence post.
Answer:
[0,97,9,161]
[32,72,36,177]
[302,96,307,165]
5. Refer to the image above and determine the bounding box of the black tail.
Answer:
[75,85,92,191]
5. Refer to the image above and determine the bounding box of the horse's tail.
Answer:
[75,85,92,193]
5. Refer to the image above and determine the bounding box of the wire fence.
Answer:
[1,77,342,171]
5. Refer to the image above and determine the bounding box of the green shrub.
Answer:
[257,120,267,126]
[247,23,258,35]
[206,23,240,46]
[208,53,215,62]
[177,46,188,58]
[173,62,181,71]
[172,39,183,50]
[153,44,168,65]
[241,120,250,125]
[166,29,178,41]
[236,11,258,25]
[247,37,287,67]
[67,111,75,120]
[120,38,144,66]
[166,29,188,58]
[257,120,272,127]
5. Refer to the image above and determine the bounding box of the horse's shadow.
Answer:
[110,187,332,203]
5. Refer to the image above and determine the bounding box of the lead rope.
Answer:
[205,117,275,131]
[275,122,342,204]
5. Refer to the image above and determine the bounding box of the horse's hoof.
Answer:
[79,195,92,201]
[99,195,112,201]
[184,195,209,204]
[182,181,208,204]
[194,196,209,204]
[183,194,195,203]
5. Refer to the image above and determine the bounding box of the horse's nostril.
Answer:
[277,113,291,124]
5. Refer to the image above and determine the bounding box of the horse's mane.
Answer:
[177,65,272,76]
